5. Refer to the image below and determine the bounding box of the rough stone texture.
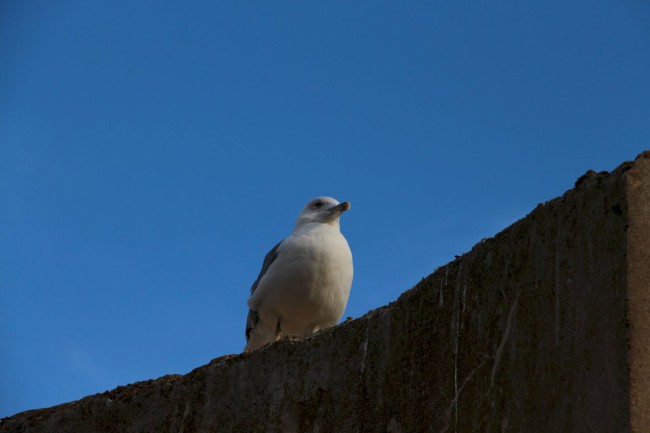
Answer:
[2,152,649,433]
[626,151,650,433]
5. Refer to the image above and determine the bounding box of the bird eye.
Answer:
[312,201,323,209]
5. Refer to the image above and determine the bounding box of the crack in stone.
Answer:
[491,290,520,387]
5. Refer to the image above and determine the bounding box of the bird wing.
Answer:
[246,240,283,341]
[249,240,283,295]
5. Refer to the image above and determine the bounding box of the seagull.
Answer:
[244,196,353,352]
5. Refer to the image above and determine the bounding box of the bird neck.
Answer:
[293,219,340,233]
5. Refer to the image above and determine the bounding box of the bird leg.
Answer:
[275,320,283,341]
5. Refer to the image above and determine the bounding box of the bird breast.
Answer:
[252,226,353,328]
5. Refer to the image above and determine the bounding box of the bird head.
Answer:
[295,196,351,228]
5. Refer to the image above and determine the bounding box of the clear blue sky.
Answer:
[1,0,649,418]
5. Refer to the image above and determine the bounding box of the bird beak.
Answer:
[330,201,351,215]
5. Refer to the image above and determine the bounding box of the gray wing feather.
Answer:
[245,240,283,341]
[250,240,283,295]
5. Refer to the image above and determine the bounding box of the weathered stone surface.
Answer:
[626,151,650,433]
[2,153,649,433]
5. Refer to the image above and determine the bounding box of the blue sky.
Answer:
[1,0,649,417]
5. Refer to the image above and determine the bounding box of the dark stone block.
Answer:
[2,153,649,433]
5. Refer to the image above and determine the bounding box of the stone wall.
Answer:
[2,152,649,433]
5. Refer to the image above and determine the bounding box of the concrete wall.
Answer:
[2,152,649,433]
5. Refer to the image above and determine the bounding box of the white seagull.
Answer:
[244,196,353,352]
